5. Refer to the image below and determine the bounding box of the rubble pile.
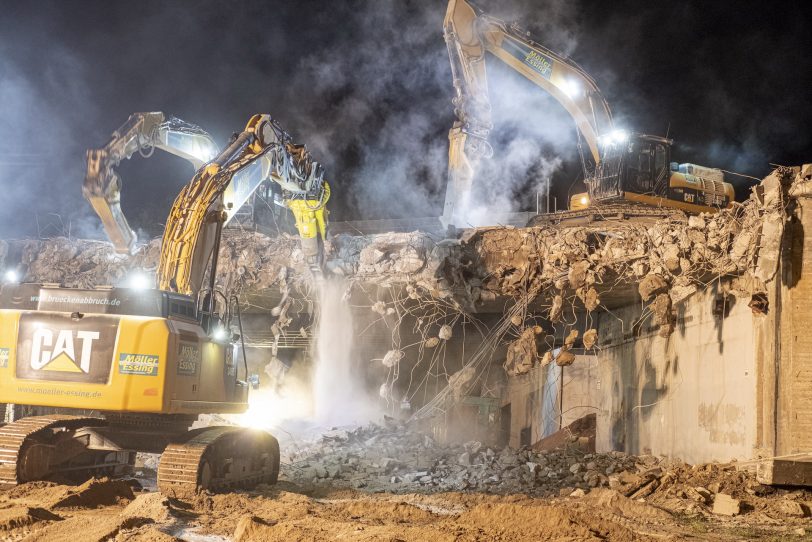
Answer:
[456,170,787,337]
[283,420,635,496]
[283,421,712,499]
[2,167,804,330]
[0,237,155,289]
[0,231,303,293]
[284,421,812,522]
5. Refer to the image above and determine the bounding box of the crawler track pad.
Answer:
[157,426,279,499]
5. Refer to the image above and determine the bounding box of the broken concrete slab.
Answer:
[712,493,741,516]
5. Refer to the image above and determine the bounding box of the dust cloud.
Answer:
[313,278,380,426]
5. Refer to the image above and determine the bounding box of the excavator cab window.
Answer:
[624,140,654,194]
[653,143,669,195]
[622,139,670,197]
[198,289,230,338]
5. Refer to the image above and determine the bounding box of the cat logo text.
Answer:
[31,328,100,373]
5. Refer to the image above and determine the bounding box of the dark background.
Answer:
[1,0,810,238]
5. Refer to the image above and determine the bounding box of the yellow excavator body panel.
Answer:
[0,306,247,415]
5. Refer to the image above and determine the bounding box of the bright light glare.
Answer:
[127,272,151,290]
[212,326,229,341]
[4,269,19,283]
[229,384,313,430]
[600,129,629,146]
[610,129,628,144]
[580,196,589,206]
[563,79,581,98]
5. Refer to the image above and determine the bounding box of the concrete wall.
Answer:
[502,352,599,448]
[503,363,546,447]
[594,285,761,464]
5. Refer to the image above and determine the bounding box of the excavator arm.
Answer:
[158,114,329,296]
[442,0,614,227]
[84,112,218,253]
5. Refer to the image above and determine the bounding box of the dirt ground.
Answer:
[1,469,812,542]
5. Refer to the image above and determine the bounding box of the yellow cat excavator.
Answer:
[441,0,734,228]
[0,114,328,496]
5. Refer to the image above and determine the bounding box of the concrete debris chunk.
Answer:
[638,274,668,302]
[448,366,476,399]
[583,287,600,311]
[669,282,697,304]
[651,294,673,326]
[504,327,538,376]
[582,329,598,350]
[438,324,453,341]
[555,350,576,367]
[568,260,590,290]
[549,295,564,322]
[712,493,741,516]
[773,499,807,518]
[382,349,404,368]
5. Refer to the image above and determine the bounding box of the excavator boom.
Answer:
[158,114,329,295]
[83,112,218,253]
[442,0,613,227]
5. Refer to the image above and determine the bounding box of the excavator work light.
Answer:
[127,272,151,290]
[212,326,229,342]
[563,79,581,98]
[3,269,19,283]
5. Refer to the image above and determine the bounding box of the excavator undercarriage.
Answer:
[0,413,279,496]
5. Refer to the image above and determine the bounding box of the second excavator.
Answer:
[0,114,329,496]
[84,111,329,275]
[441,0,735,228]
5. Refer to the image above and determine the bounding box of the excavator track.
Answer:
[527,204,687,227]
[0,415,131,487]
[158,426,279,499]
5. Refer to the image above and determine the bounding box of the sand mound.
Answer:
[111,525,184,542]
[19,514,151,542]
[585,488,673,522]
[233,515,278,542]
[1,478,134,510]
[121,493,175,524]
[458,503,642,542]
[0,505,61,531]
[326,500,437,523]
[51,478,135,509]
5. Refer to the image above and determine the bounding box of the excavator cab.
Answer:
[590,133,672,203]
[584,133,732,213]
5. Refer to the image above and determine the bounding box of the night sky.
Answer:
[1,0,810,239]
